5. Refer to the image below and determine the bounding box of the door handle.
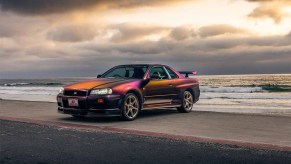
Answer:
[169,83,173,86]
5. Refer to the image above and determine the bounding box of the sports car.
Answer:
[57,64,200,121]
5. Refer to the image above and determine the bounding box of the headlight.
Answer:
[59,87,64,94]
[90,88,112,95]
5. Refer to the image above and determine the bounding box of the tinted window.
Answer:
[102,66,148,79]
[165,67,179,79]
[149,67,169,79]
[103,67,126,78]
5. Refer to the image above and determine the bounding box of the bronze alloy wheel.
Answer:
[177,90,193,113]
[122,93,140,121]
[183,91,193,111]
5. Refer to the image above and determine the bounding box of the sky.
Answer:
[0,0,291,78]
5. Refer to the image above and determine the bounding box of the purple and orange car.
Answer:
[57,64,200,121]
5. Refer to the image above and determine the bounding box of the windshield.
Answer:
[101,65,148,79]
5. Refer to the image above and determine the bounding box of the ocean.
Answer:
[0,74,290,113]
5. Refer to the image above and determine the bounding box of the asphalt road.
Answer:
[1,100,291,149]
[1,120,291,164]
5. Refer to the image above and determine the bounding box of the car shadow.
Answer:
[139,108,178,119]
[57,108,178,123]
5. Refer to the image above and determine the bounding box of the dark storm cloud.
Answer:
[0,0,188,15]
[198,24,247,37]
[0,0,99,15]
[47,25,98,42]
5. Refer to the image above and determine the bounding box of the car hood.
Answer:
[64,78,139,90]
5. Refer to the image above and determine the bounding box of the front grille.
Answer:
[64,90,87,97]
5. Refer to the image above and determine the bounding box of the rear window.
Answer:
[165,67,179,79]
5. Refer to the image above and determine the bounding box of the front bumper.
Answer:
[57,94,123,116]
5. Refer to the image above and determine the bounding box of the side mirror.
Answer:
[97,75,102,78]
[140,78,150,88]
[150,74,160,79]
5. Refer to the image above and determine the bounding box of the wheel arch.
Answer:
[184,87,195,100]
[126,89,143,109]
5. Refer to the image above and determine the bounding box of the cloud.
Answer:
[0,0,189,15]
[1,0,291,78]
[82,35,291,75]
[47,24,99,42]
[169,26,196,41]
[1,32,291,78]
[41,23,251,46]
[198,24,247,37]
[103,24,247,43]
[246,0,291,23]
[2,20,291,78]
[107,23,169,43]
[0,11,48,37]
[248,5,285,23]
[246,0,290,2]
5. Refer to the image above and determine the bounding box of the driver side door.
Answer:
[143,66,176,105]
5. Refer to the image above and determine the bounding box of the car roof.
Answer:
[110,64,184,78]
[117,64,167,67]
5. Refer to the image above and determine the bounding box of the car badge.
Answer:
[74,92,77,95]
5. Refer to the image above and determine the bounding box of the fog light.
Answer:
[97,98,104,103]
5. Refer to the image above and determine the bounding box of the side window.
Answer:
[165,67,179,79]
[149,67,170,79]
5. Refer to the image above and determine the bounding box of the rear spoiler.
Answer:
[178,71,197,78]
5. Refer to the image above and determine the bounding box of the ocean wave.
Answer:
[0,86,61,95]
[200,86,264,93]
[261,85,291,92]
[200,85,291,93]
[200,92,291,100]
[4,83,30,86]
[3,82,64,86]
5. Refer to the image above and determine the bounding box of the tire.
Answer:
[177,90,194,113]
[121,93,140,121]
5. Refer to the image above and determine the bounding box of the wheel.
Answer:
[177,90,194,113]
[121,93,140,121]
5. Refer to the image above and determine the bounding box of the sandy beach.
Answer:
[1,99,291,151]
